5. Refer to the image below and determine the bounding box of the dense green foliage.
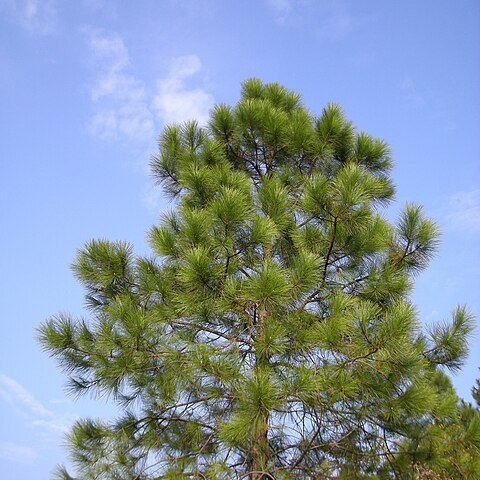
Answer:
[39,79,478,479]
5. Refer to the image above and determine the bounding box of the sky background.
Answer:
[0,0,479,478]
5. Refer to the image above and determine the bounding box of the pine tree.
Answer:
[39,79,475,479]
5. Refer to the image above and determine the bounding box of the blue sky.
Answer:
[0,0,479,478]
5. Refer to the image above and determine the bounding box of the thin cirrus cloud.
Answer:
[85,30,213,142]
[0,0,57,35]
[0,373,72,436]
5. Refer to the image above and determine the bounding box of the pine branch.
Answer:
[170,319,254,346]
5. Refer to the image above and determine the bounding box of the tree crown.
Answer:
[39,79,477,480]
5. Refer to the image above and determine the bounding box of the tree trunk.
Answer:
[250,417,270,479]
[250,305,270,480]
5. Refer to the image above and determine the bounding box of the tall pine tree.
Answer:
[39,79,476,479]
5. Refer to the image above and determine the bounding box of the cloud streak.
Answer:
[0,373,53,418]
[0,373,71,435]
[153,54,214,126]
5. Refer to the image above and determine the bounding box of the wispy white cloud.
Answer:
[0,373,52,418]
[153,55,214,126]
[30,418,70,434]
[0,441,38,464]
[1,0,57,34]
[84,31,213,143]
[446,189,480,234]
[0,373,72,435]
[86,29,155,142]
